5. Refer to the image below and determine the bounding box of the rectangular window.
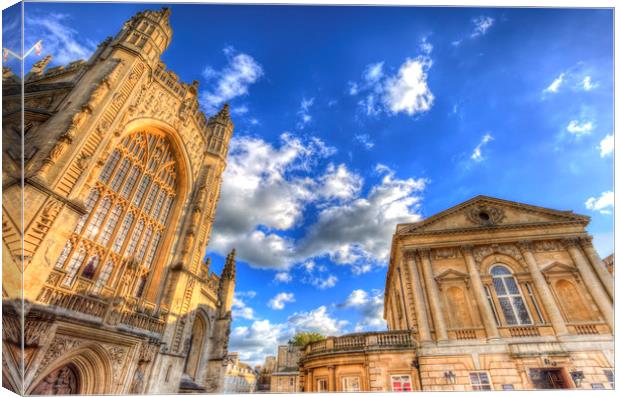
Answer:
[591,383,604,389]
[525,283,545,322]
[484,286,501,326]
[289,378,294,386]
[604,369,614,388]
[502,384,514,390]
[316,378,328,392]
[469,372,492,391]
[391,375,413,392]
[342,376,361,392]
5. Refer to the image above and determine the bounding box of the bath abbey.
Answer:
[2,8,236,394]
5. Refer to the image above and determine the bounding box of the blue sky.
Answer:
[10,3,614,364]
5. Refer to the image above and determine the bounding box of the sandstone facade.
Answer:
[2,8,235,395]
[299,196,614,391]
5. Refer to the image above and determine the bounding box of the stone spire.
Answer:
[206,103,234,158]
[222,249,236,280]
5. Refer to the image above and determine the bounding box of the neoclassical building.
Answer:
[299,196,614,391]
[2,8,236,395]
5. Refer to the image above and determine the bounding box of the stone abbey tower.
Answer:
[2,8,236,394]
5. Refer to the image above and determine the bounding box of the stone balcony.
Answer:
[303,330,415,358]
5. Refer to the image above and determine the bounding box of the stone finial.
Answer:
[30,55,53,75]
[212,103,231,122]
[222,248,236,280]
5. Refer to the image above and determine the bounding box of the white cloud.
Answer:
[470,16,495,38]
[298,165,426,268]
[25,13,97,65]
[341,289,386,332]
[419,36,433,55]
[210,133,335,269]
[543,73,565,94]
[599,134,614,158]
[200,47,263,114]
[287,305,348,335]
[232,105,249,115]
[354,133,375,149]
[297,97,315,128]
[349,52,434,118]
[383,57,434,116]
[471,133,494,162]
[229,303,348,365]
[317,163,363,201]
[274,272,292,283]
[348,82,360,96]
[210,134,426,275]
[585,191,614,215]
[581,76,598,91]
[307,274,338,289]
[268,292,295,310]
[566,120,594,135]
[229,319,291,364]
[344,289,369,307]
[232,291,257,320]
[363,62,384,84]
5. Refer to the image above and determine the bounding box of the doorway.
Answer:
[529,368,570,389]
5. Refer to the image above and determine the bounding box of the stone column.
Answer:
[328,366,336,392]
[517,241,568,336]
[405,251,432,343]
[418,249,448,342]
[579,236,613,298]
[306,369,313,392]
[460,245,500,340]
[564,238,614,330]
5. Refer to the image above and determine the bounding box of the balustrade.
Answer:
[305,331,414,357]
[37,286,107,317]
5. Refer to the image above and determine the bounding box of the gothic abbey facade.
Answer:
[2,8,236,394]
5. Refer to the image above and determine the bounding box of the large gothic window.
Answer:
[490,265,532,326]
[53,131,178,295]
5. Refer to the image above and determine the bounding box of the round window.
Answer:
[479,211,490,222]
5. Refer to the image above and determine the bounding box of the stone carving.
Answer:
[466,205,505,226]
[24,313,56,347]
[432,247,459,260]
[532,240,561,252]
[473,243,524,263]
[35,335,84,380]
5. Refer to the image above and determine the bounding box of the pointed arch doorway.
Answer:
[31,363,80,395]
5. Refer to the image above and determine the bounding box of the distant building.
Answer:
[256,356,276,392]
[223,353,257,393]
[299,196,614,391]
[271,344,302,392]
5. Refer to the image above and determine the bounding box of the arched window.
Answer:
[93,260,114,293]
[52,131,178,295]
[54,241,73,270]
[490,265,532,325]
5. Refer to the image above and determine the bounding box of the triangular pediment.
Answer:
[540,261,577,274]
[435,269,470,281]
[397,195,589,235]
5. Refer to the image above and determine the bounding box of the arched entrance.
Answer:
[31,363,79,395]
[27,344,114,395]
[183,312,208,380]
